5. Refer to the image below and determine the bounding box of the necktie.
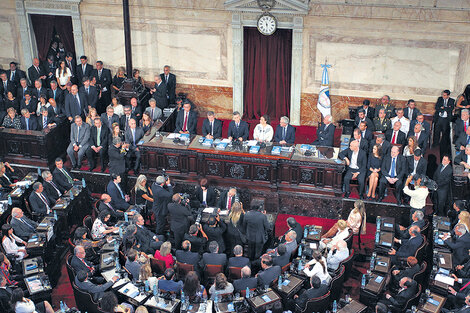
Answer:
[4,81,7,91]
[97,127,101,147]
[61,168,73,183]
[440,165,446,173]
[165,75,168,83]
[227,195,232,209]
[415,133,419,141]
[132,129,135,145]
[35,66,39,74]
[126,116,130,129]
[390,157,396,178]
[283,127,286,140]
[151,108,154,120]
[86,88,89,94]
[75,95,80,112]
[82,65,85,74]
[77,126,80,143]
[38,193,50,213]
[50,181,61,196]
[21,218,35,231]
[391,131,397,144]
[444,99,448,107]
[26,118,29,130]
[460,280,470,292]
[116,183,124,199]
[108,116,112,128]
[210,122,213,136]
[10,71,14,81]
[98,70,102,79]
[43,117,47,129]
[53,89,56,99]
[183,112,188,131]
[467,136,470,145]
[409,109,413,119]
[80,258,93,271]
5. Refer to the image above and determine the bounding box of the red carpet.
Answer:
[51,257,76,309]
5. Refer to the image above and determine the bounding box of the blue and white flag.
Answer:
[317,62,332,117]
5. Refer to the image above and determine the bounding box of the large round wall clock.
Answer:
[257,12,277,36]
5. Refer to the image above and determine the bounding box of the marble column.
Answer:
[290,16,303,126]
[232,13,244,115]
[16,0,33,68]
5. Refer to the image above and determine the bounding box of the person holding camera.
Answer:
[183,224,208,254]
[203,214,227,254]
[151,175,173,235]
[168,193,193,249]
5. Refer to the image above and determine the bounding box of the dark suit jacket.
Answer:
[296,285,329,309]
[176,250,200,268]
[168,202,192,233]
[455,118,470,139]
[381,154,406,180]
[433,164,453,189]
[0,287,14,313]
[445,233,470,266]
[228,256,250,269]
[356,138,369,152]
[65,92,87,119]
[312,123,335,147]
[135,225,158,253]
[175,110,197,134]
[100,113,120,130]
[131,105,143,122]
[152,82,167,109]
[43,180,62,204]
[455,152,470,166]
[195,186,217,207]
[200,252,227,268]
[355,117,374,131]
[408,131,428,152]
[6,69,26,88]
[395,264,421,281]
[273,124,295,144]
[89,126,109,149]
[370,140,391,156]
[75,276,113,302]
[28,191,50,215]
[106,180,130,211]
[20,116,38,130]
[124,127,144,149]
[0,80,15,98]
[53,167,73,191]
[409,120,431,135]
[10,216,38,240]
[79,85,98,108]
[406,156,427,176]
[272,253,290,268]
[160,73,176,103]
[31,87,47,100]
[338,148,367,173]
[48,104,62,117]
[108,145,126,174]
[91,68,112,92]
[456,133,470,150]
[151,183,173,216]
[217,192,237,210]
[28,64,47,86]
[434,97,455,120]
[99,201,124,221]
[385,129,407,145]
[396,235,423,259]
[120,114,132,131]
[243,210,270,244]
[388,280,418,308]
[202,118,222,138]
[37,114,56,131]
[233,277,258,292]
[228,120,249,141]
[76,63,94,85]
[20,98,38,114]
[203,222,227,253]
[257,266,281,287]
[357,106,375,121]
[404,107,420,121]
[17,86,31,100]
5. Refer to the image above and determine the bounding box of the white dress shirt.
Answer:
[403,186,429,209]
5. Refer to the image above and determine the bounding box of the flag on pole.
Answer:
[317,62,332,117]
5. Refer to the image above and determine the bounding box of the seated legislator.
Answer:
[403,136,418,158]
[303,250,332,284]
[390,256,420,290]
[379,277,418,310]
[10,288,54,313]
[175,101,197,135]
[200,241,227,269]
[28,182,51,216]
[455,109,470,139]
[154,241,175,269]
[52,158,75,192]
[0,275,14,313]
[455,145,470,179]
[386,121,407,145]
[202,111,222,139]
[66,115,90,169]
[218,187,237,210]
[19,108,38,130]
[134,213,163,254]
[100,105,120,131]
[209,273,234,300]
[256,254,282,287]
[326,239,349,271]
[378,146,406,205]
[228,111,249,141]
[408,123,428,154]
[391,108,410,134]
[86,117,109,172]
[75,270,117,302]
[389,225,423,265]
[1,107,21,129]
[0,162,15,191]
[338,140,367,198]
[366,144,383,200]
[373,108,392,133]
[312,114,335,147]
[456,127,470,152]
[64,85,87,122]
[176,240,201,270]
[99,193,131,221]
[228,245,250,268]
[144,98,162,122]
[194,178,217,208]
[355,108,374,131]
[319,220,349,251]
[139,111,154,134]
[124,249,141,280]
[47,98,62,117]
[370,133,391,155]
[279,217,303,244]
[10,207,38,240]
[351,128,369,152]
[291,276,328,311]
[233,266,258,292]
[41,170,62,204]
[404,99,420,121]
[158,268,183,293]
[19,92,38,116]
[395,210,425,240]
[272,244,290,268]
[119,105,132,131]
[407,148,427,176]
[358,120,374,142]
[91,210,119,240]
[124,118,144,174]
[410,113,431,135]
[441,224,470,267]
[253,114,274,143]
[106,174,131,211]
[1,224,28,260]
[273,116,295,144]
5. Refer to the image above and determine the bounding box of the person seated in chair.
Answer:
[158,268,183,294]
[291,275,328,311]
[272,244,290,268]
[176,240,201,270]
[390,256,420,291]
[41,170,62,204]
[75,270,118,302]
[200,241,227,270]
[53,158,76,191]
[395,210,425,240]
[202,111,222,139]
[228,245,250,268]
[71,245,102,280]
[28,182,51,217]
[124,249,141,281]
[209,273,234,300]
[273,116,295,144]
[326,239,349,271]
[441,224,470,267]
[312,114,335,147]
[319,220,350,251]
[441,294,470,313]
[278,217,303,244]
[378,146,406,205]
[0,275,14,313]
[106,173,132,212]
[256,254,281,287]
[390,225,423,265]
[73,227,105,264]
[338,140,367,199]
[378,277,418,310]
[233,266,257,292]
[227,111,249,142]
[99,193,134,222]
[134,214,163,254]
[10,207,38,241]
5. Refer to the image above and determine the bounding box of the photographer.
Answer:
[168,193,193,249]
[203,214,227,254]
[183,224,208,254]
[151,175,173,235]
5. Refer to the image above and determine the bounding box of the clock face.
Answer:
[257,14,277,36]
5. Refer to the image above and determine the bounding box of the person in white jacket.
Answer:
[1,224,28,260]
[327,239,349,271]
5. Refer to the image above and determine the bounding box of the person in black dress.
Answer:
[139,112,154,134]
[112,67,127,93]
[366,144,382,200]
[194,178,217,208]
[203,214,227,253]
[225,202,246,256]
[133,174,153,221]
[5,91,19,112]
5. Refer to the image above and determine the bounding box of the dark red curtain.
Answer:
[243,27,292,121]
[30,14,76,61]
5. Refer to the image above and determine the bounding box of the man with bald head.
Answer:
[339,139,367,198]
[10,207,38,240]
[65,84,88,121]
[378,146,406,204]
[312,114,335,147]
[27,58,47,87]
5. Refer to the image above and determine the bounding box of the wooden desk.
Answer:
[338,300,367,313]
[417,293,446,313]
[377,231,394,249]
[364,273,386,295]
[379,217,395,233]
[373,256,391,275]
[305,225,322,242]
[247,289,282,313]
[145,295,180,312]
[433,216,451,232]
[100,252,116,271]
[22,257,44,277]
[437,251,452,270]
[273,274,305,298]
[117,282,149,306]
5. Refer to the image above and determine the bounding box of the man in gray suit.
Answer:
[144,98,162,121]
[74,270,118,302]
[10,207,38,241]
[124,118,144,174]
[67,115,90,169]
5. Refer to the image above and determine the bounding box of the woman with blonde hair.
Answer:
[139,261,157,288]
[226,202,246,254]
[112,67,127,93]
[110,122,122,143]
[154,241,174,269]
[403,136,417,157]
[322,199,366,240]
[133,174,153,219]
[458,211,470,232]
[319,219,350,250]
[86,107,99,126]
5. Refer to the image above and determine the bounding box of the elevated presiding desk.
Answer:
[140,133,345,197]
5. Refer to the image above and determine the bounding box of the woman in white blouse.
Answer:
[111,97,124,117]
[11,287,54,313]
[91,210,119,240]
[303,250,332,284]
[253,114,274,143]
[319,219,350,251]
[2,224,28,260]
[55,60,72,90]
[36,95,50,116]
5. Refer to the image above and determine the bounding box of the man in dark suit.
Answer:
[228,111,249,141]
[120,106,133,131]
[274,116,295,144]
[106,174,130,211]
[352,128,369,152]
[406,148,427,176]
[183,224,209,254]
[455,109,470,140]
[134,214,163,253]
[293,276,329,311]
[312,114,335,147]
[28,58,47,86]
[410,113,431,135]
[339,140,367,198]
[433,155,453,216]
[151,75,168,109]
[71,247,101,276]
[358,120,374,142]
[20,92,37,115]
[408,123,428,153]
[47,98,62,117]
[0,275,14,313]
[233,266,258,292]
[272,244,290,268]
[175,101,197,135]
[6,62,26,90]
[79,77,98,110]
[202,111,222,139]
[65,52,77,84]
[443,224,470,267]
[47,80,64,107]
[32,79,47,101]
[370,133,391,155]
[100,105,120,131]
[194,178,217,207]
[357,99,375,121]
[378,146,406,205]
[91,61,112,114]
[390,256,420,289]
[151,175,173,235]
[243,200,270,260]
[456,128,470,152]
[65,85,87,121]
[176,240,200,270]
[379,277,418,310]
[257,254,281,287]
[124,118,144,174]
[433,90,455,148]
[17,78,30,100]
[75,270,117,302]
[10,207,38,240]
[354,109,374,131]
[76,56,93,87]
[279,217,303,244]
[168,194,193,249]
[395,211,425,240]
[0,72,15,98]
[86,117,109,171]
[389,226,423,265]
[41,170,62,204]
[160,65,176,105]
[448,284,470,310]
[37,107,56,131]
[200,241,227,269]
[404,99,420,121]
[19,109,38,130]
[52,158,74,191]
[98,194,127,222]
[28,182,51,216]
[386,121,407,145]
[455,145,470,171]
[218,188,237,210]
[130,97,142,122]
[228,245,250,268]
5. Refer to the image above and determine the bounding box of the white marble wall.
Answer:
[0,0,21,69]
